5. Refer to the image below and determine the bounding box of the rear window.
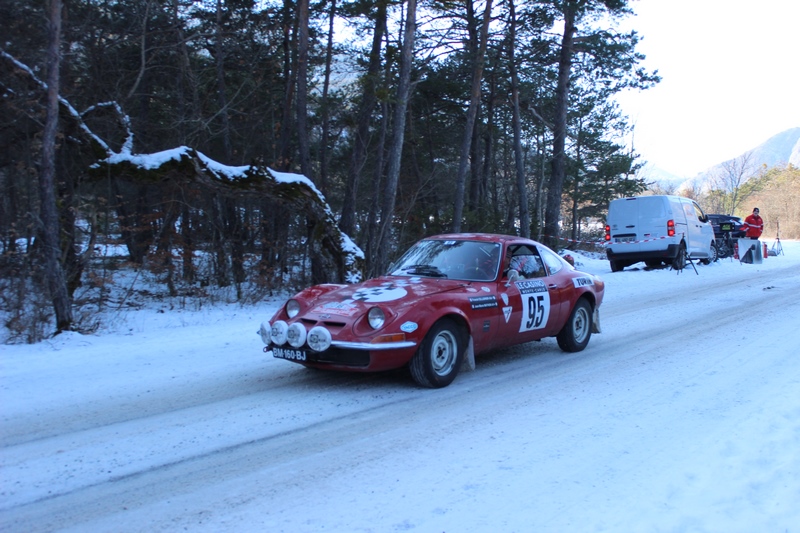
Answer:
[637,197,668,217]
[609,196,667,220]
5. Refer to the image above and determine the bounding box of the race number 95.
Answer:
[519,290,550,332]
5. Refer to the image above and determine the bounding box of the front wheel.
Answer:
[557,299,593,353]
[409,318,464,388]
[702,241,718,264]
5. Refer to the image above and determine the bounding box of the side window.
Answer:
[508,245,546,279]
[692,201,707,222]
[538,247,564,275]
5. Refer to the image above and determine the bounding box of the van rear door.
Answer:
[608,196,673,253]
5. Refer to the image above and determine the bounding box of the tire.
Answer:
[610,260,624,272]
[702,241,718,264]
[556,299,593,353]
[409,318,464,388]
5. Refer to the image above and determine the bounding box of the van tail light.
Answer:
[667,219,675,237]
[604,225,611,241]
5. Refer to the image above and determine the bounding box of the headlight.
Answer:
[287,322,307,348]
[307,326,332,352]
[286,299,301,318]
[367,307,385,329]
[270,320,289,345]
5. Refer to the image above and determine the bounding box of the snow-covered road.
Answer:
[2,246,799,532]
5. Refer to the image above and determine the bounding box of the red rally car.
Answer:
[259,233,604,388]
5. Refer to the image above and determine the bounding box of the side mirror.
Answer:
[505,269,520,286]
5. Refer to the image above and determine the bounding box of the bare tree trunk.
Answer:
[215,0,232,161]
[365,97,390,277]
[277,0,296,170]
[40,0,73,332]
[318,0,337,194]
[481,69,497,224]
[451,0,493,233]
[374,0,417,272]
[545,0,576,248]
[570,124,583,241]
[508,0,529,237]
[714,151,756,214]
[340,0,387,238]
[534,130,547,240]
[181,197,195,283]
[296,0,312,180]
[172,0,199,144]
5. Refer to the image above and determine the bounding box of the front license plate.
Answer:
[273,346,307,362]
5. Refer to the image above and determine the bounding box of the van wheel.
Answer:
[701,241,718,264]
[610,260,624,272]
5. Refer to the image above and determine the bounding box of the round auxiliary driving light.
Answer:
[270,320,289,345]
[367,307,386,329]
[259,322,271,345]
[307,326,332,352]
[286,322,307,348]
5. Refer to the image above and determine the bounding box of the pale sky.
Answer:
[615,0,800,177]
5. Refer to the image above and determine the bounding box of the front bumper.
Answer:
[263,320,419,371]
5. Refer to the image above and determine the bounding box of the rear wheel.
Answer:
[409,318,464,388]
[557,299,593,352]
[610,260,624,272]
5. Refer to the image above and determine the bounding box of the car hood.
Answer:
[302,275,470,319]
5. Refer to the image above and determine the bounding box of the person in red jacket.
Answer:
[742,207,764,239]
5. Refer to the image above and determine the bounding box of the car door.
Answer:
[493,245,562,349]
[692,201,715,255]
[681,199,713,257]
[536,245,571,328]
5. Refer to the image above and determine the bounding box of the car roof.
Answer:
[425,233,536,246]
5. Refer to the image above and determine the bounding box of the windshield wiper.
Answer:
[400,264,448,278]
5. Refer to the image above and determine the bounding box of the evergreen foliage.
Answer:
[1,0,661,340]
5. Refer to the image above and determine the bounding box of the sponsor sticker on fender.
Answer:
[469,295,498,309]
[572,276,594,288]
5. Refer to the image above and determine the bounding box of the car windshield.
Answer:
[389,239,502,282]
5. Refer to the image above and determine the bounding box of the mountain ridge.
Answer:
[643,127,800,192]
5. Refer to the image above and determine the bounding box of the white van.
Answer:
[604,195,717,272]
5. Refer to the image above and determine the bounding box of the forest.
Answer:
[0,0,716,342]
